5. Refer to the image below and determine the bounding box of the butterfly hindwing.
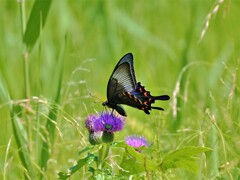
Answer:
[116,82,169,114]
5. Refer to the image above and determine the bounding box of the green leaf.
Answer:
[120,146,158,175]
[58,153,97,180]
[161,146,211,173]
[110,141,127,148]
[23,0,52,51]
[78,145,95,156]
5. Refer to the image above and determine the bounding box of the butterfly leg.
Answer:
[111,109,115,116]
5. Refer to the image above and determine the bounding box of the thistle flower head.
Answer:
[125,135,149,148]
[93,112,125,133]
[85,112,125,144]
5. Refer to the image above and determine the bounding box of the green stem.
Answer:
[19,0,30,104]
[19,1,33,177]
[23,52,30,103]
[98,144,110,169]
[19,0,31,143]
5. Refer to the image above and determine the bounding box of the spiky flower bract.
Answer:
[125,135,149,148]
[89,131,103,145]
[102,131,114,143]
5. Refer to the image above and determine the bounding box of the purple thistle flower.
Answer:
[85,114,98,132]
[94,112,125,133]
[125,135,150,148]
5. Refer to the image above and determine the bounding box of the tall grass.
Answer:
[0,0,240,179]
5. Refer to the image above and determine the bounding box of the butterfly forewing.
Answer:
[107,53,137,101]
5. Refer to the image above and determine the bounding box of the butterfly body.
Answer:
[102,101,126,117]
[103,53,169,116]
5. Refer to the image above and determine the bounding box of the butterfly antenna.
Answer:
[89,92,103,104]
[82,102,89,114]
[111,109,117,116]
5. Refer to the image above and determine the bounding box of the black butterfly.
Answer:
[102,53,170,116]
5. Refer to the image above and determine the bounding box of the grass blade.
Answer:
[23,0,52,51]
[10,106,37,179]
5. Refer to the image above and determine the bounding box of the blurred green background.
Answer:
[0,0,240,179]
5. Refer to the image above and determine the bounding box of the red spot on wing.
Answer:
[143,92,148,96]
